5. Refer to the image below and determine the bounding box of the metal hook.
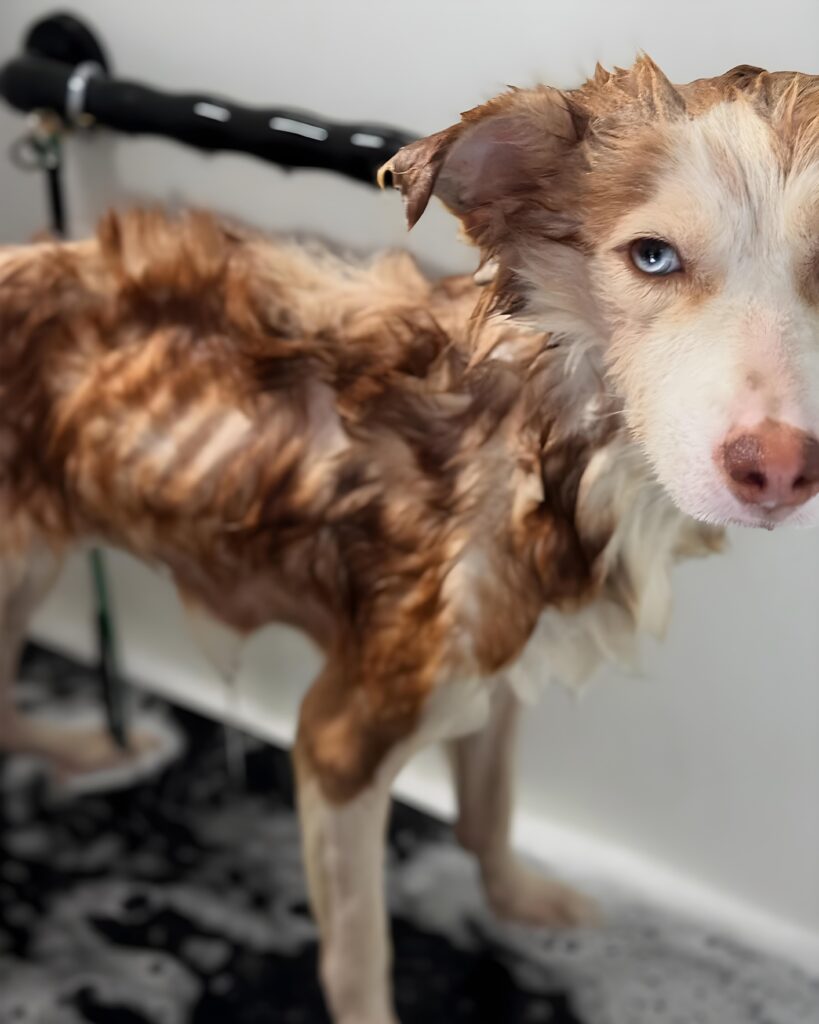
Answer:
[8,110,63,173]
[65,60,102,127]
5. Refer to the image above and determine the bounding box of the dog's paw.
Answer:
[49,725,159,780]
[337,1015,400,1024]
[484,859,599,928]
[0,713,164,780]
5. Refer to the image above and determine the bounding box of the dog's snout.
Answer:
[720,420,819,510]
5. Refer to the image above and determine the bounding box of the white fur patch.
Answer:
[418,675,493,742]
[181,600,245,684]
[509,435,714,700]
[507,600,638,702]
[183,409,253,480]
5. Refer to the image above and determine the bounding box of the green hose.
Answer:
[90,548,128,749]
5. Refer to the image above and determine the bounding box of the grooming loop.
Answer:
[8,109,62,174]
[64,60,102,127]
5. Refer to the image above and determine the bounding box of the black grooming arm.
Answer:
[0,53,414,186]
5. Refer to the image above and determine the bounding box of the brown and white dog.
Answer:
[1,57,819,1023]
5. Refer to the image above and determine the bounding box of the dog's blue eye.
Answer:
[630,238,682,276]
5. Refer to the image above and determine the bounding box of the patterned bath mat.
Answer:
[0,645,816,1023]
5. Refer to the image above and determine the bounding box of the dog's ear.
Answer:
[380,88,585,257]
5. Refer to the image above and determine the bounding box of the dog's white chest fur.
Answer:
[505,439,717,702]
[506,600,639,702]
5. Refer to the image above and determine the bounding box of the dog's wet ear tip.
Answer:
[378,159,425,230]
[376,161,395,190]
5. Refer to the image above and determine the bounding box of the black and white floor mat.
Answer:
[0,645,816,1023]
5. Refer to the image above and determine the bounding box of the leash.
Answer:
[9,110,129,752]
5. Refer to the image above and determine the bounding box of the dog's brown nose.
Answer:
[721,420,819,509]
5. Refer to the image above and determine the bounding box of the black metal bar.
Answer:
[0,54,415,186]
[90,548,127,750]
[45,162,64,235]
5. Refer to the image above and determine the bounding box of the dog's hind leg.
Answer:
[0,541,154,776]
[0,541,64,756]
[450,682,598,927]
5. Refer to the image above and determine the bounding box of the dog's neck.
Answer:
[445,299,723,686]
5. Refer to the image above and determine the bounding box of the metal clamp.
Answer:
[8,110,62,171]
[65,60,102,126]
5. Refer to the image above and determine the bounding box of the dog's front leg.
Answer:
[294,667,406,1024]
[450,682,597,927]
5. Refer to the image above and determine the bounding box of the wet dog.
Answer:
[1,56,817,1023]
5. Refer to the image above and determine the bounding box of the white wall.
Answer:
[0,0,817,945]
